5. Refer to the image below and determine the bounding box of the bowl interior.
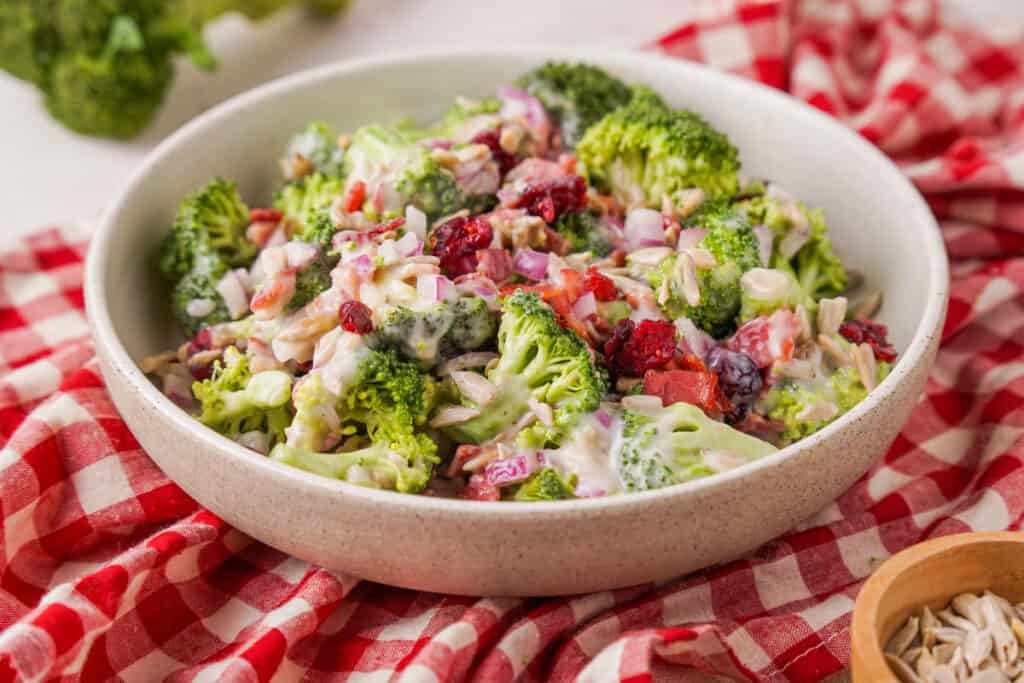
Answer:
[99,50,942,368]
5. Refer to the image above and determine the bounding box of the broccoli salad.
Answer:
[143,62,896,502]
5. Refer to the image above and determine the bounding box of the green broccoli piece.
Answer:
[428,96,502,141]
[343,124,470,222]
[287,252,332,312]
[738,195,847,300]
[369,298,498,369]
[284,121,345,178]
[551,210,614,256]
[159,178,255,281]
[576,94,740,207]
[516,61,636,148]
[170,251,231,336]
[192,346,293,446]
[614,402,777,492]
[640,207,760,338]
[273,173,343,245]
[760,363,891,443]
[512,468,578,501]
[442,290,608,448]
[2,0,350,138]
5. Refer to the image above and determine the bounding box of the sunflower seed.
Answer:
[889,617,922,656]
[887,653,924,683]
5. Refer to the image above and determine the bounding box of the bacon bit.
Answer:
[584,268,617,301]
[476,248,514,284]
[609,249,628,267]
[559,268,585,301]
[369,216,406,238]
[542,226,570,256]
[246,221,279,248]
[250,208,283,223]
[500,282,591,342]
[461,473,500,501]
[251,269,297,320]
[344,181,366,213]
[732,412,786,446]
[445,445,482,478]
[558,153,577,174]
[643,369,719,412]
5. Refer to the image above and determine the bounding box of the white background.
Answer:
[1,1,1021,236]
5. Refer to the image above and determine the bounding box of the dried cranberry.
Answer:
[584,268,618,302]
[429,215,494,278]
[249,208,283,223]
[338,300,374,335]
[839,319,897,362]
[187,327,213,355]
[510,175,587,224]
[706,347,763,408]
[472,129,517,175]
[603,319,676,377]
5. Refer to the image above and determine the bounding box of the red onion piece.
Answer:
[497,86,550,133]
[352,253,375,279]
[575,485,607,498]
[513,248,549,281]
[423,138,453,150]
[476,248,514,283]
[417,274,457,302]
[594,409,612,429]
[394,231,423,258]
[483,451,545,487]
[676,227,708,251]
[674,316,716,359]
[624,208,666,250]
[571,291,597,320]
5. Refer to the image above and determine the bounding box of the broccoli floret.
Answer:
[428,96,502,141]
[192,346,293,446]
[442,291,607,447]
[576,95,740,207]
[512,468,578,501]
[284,121,345,178]
[369,298,498,368]
[640,207,760,338]
[274,173,343,245]
[343,124,470,222]
[287,252,332,312]
[738,195,847,300]
[614,402,777,492]
[170,252,231,336]
[516,61,635,148]
[3,1,350,138]
[159,178,255,281]
[551,210,614,256]
[760,363,891,443]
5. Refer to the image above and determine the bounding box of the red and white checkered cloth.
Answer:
[2,1,1024,680]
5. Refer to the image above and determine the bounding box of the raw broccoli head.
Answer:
[343,124,468,222]
[551,210,614,256]
[287,252,332,312]
[443,290,608,447]
[738,268,814,323]
[274,173,344,246]
[2,0,351,138]
[170,251,231,337]
[614,402,777,492]
[159,178,255,281]
[284,120,345,178]
[641,207,761,338]
[192,346,293,446]
[512,467,578,501]
[516,61,636,148]
[369,298,498,369]
[739,195,847,300]
[760,363,891,444]
[576,95,740,207]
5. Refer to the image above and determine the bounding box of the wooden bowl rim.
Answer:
[851,531,1024,682]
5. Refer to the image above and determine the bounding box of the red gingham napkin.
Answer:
[2,1,1024,680]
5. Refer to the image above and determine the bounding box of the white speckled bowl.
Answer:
[85,48,948,597]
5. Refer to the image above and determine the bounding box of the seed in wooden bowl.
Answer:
[885,591,1024,682]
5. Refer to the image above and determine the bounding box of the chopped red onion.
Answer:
[352,254,375,279]
[417,274,457,302]
[423,138,453,150]
[676,227,708,251]
[594,409,612,429]
[163,372,195,411]
[513,248,549,281]
[476,248,514,283]
[216,269,251,319]
[571,291,597,320]
[284,241,317,270]
[497,86,550,133]
[753,224,774,266]
[674,316,716,359]
[575,485,607,498]
[483,451,545,487]
[624,208,666,250]
[404,206,428,240]
[394,231,423,258]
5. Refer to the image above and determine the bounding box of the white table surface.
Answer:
[2,0,1021,238]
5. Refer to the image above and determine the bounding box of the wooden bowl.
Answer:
[851,531,1024,682]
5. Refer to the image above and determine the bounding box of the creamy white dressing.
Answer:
[542,413,623,495]
[316,331,371,397]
